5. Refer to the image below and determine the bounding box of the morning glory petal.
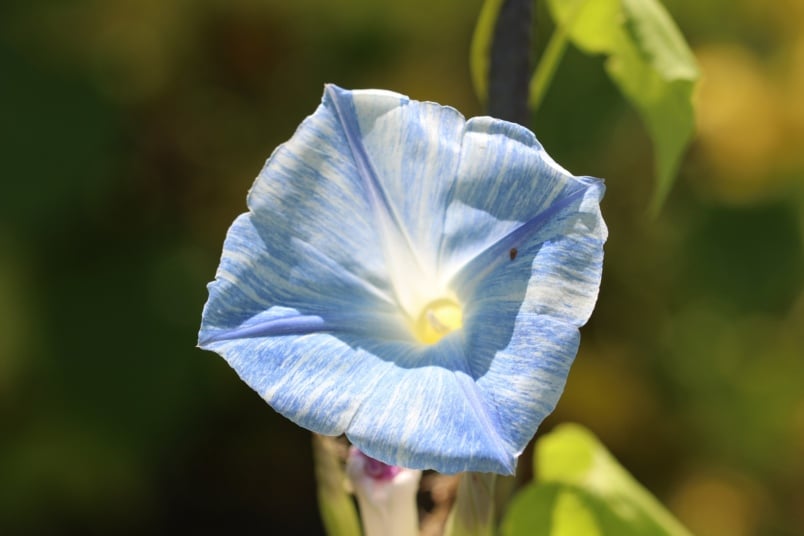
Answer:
[204,333,396,435]
[347,368,515,474]
[439,117,601,281]
[200,90,405,345]
[325,85,466,316]
[199,85,607,475]
[472,312,581,457]
[347,87,464,269]
[458,206,605,453]
[453,178,606,326]
[454,173,605,461]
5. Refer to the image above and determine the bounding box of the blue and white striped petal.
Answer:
[199,84,606,474]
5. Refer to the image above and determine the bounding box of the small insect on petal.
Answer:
[509,248,518,261]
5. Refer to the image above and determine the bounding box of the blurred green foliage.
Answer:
[538,0,699,215]
[503,424,692,536]
[1,0,802,535]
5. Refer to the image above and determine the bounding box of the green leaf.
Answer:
[541,0,699,215]
[500,424,693,536]
[543,0,622,53]
[502,483,606,536]
[469,0,506,105]
[312,435,362,536]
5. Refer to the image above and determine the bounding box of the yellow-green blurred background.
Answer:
[1,0,802,534]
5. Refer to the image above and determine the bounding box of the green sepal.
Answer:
[312,435,362,536]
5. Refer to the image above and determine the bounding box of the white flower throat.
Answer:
[380,225,464,345]
[389,261,464,345]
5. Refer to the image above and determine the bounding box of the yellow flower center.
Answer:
[413,298,463,344]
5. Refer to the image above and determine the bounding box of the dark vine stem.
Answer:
[487,0,534,127]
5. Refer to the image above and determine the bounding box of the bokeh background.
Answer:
[2,0,803,534]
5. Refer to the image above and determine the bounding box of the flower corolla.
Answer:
[199,84,607,474]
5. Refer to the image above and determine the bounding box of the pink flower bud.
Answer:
[346,448,422,536]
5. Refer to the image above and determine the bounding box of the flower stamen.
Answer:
[414,298,463,344]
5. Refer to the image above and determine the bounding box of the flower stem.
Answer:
[487,0,534,127]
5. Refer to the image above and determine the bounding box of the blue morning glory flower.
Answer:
[199,84,606,475]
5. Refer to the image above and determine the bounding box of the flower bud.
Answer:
[346,448,422,536]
